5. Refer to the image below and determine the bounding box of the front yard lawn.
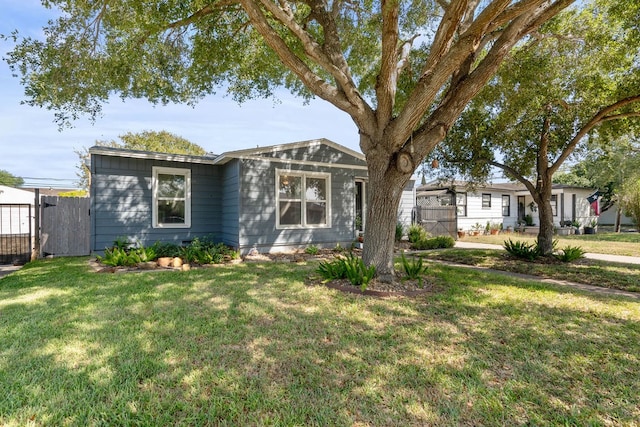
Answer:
[420,248,640,292]
[1,257,639,425]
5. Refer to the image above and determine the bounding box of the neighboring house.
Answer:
[416,180,597,234]
[0,185,34,235]
[0,185,35,264]
[89,138,415,254]
[598,203,635,227]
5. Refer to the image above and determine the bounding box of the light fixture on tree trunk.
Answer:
[431,159,439,168]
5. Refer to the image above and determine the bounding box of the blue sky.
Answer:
[0,0,359,188]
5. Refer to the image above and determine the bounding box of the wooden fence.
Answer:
[40,196,90,257]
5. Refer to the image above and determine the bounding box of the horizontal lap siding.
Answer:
[261,144,367,167]
[221,161,240,248]
[91,155,222,252]
[238,158,358,253]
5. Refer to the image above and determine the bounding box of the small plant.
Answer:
[305,245,320,255]
[555,245,585,262]
[503,239,540,261]
[400,252,429,287]
[408,224,428,245]
[316,252,376,291]
[524,214,534,226]
[97,247,140,267]
[395,222,404,242]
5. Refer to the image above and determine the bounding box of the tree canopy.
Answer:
[431,0,640,253]
[0,170,24,187]
[5,0,578,277]
[76,130,206,189]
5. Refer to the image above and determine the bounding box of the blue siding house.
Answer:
[89,138,414,254]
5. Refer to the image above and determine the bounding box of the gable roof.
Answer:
[89,138,365,169]
[212,138,364,165]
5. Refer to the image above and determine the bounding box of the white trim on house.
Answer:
[275,168,332,230]
[152,166,192,229]
[213,138,365,165]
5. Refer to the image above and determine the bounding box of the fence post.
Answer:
[32,188,40,260]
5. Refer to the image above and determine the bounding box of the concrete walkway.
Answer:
[0,264,22,279]
[455,241,640,265]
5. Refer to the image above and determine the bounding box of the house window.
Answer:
[482,193,492,209]
[551,194,558,216]
[502,195,510,216]
[456,193,467,217]
[152,166,191,228]
[277,170,330,228]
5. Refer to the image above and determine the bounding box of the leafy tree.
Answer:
[554,138,640,231]
[4,0,578,278]
[620,174,640,231]
[0,170,24,187]
[76,130,206,189]
[432,0,640,255]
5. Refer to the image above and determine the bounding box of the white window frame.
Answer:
[456,192,467,217]
[152,166,191,229]
[276,169,331,229]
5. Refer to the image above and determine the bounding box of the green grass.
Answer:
[421,248,640,292]
[1,257,640,425]
[463,232,640,257]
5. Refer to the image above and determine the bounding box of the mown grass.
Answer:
[463,232,640,257]
[1,257,639,425]
[421,248,640,292]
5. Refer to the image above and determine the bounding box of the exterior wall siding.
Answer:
[221,160,240,248]
[257,143,367,167]
[237,157,359,253]
[90,154,223,252]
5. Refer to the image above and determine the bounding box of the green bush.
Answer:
[395,222,404,242]
[400,252,428,287]
[407,224,428,245]
[555,245,585,262]
[411,235,455,250]
[153,242,181,258]
[305,245,320,255]
[317,252,376,290]
[503,239,540,261]
[97,247,140,267]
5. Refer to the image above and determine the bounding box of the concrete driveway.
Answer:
[0,265,22,279]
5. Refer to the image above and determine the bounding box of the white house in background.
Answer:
[415,180,598,234]
[0,185,35,235]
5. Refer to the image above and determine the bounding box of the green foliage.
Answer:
[317,252,376,291]
[395,223,404,242]
[407,225,428,245]
[97,247,140,267]
[0,169,24,187]
[411,235,455,250]
[621,175,640,230]
[305,245,320,255]
[153,242,181,258]
[400,252,429,287]
[555,246,586,263]
[503,239,541,261]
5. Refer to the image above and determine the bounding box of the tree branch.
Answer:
[550,94,640,174]
[375,0,401,131]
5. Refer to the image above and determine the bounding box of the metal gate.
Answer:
[0,204,32,265]
[41,196,90,257]
[414,205,458,239]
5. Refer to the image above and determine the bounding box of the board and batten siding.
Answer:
[221,160,241,248]
[90,154,223,252]
[236,157,361,254]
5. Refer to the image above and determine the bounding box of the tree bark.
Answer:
[361,144,413,281]
[534,185,555,256]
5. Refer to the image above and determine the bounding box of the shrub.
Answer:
[503,239,540,261]
[97,247,140,267]
[400,252,429,287]
[411,235,455,250]
[317,252,376,290]
[154,242,181,258]
[555,245,585,263]
[407,224,428,245]
[395,222,404,242]
[305,245,320,255]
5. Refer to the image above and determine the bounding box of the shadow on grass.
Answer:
[0,258,639,425]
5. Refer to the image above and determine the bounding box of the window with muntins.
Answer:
[502,195,510,216]
[482,193,492,209]
[456,193,467,217]
[152,166,191,228]
[277,170,330,228]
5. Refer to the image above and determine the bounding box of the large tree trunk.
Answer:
[361,148,413,281]
[535,187,555,256]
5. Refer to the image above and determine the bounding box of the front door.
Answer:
[517,196,526,223]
